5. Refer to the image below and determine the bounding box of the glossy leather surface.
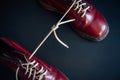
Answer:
[0,37,68,80]
[39,0,109,41]
[0,0,120,80]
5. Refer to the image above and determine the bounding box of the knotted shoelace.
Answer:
[16,0,90,80]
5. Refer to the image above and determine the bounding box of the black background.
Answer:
[0,0,120,80]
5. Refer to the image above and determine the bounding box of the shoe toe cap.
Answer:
[81,11,109,41]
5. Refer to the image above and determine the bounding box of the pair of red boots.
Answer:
[0,0,109,80]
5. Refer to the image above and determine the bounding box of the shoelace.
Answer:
[15,0,89,80]
[16,56,47,80]
[30,0,90,58]
[74,0,90,17]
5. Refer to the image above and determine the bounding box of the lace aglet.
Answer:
[66,46,69,48]
[62,43,69,48]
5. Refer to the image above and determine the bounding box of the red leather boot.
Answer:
[39,0,109,41]
[0,37,68,80]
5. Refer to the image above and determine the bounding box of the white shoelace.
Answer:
[16,56,47,80]
[15,0,90,80]
[74,0,90,17]
[30,0,90,59]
